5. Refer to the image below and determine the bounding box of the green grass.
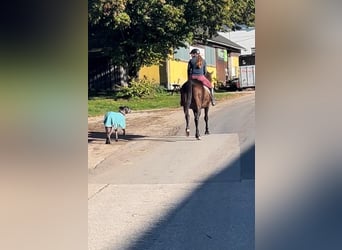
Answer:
[88,92,245,117]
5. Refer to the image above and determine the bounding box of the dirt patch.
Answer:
[88,108,185,169]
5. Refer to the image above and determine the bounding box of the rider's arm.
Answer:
[187,60,192,77]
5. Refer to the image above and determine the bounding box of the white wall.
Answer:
[219,28,255,55]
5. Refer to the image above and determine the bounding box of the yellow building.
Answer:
[139,36,244,89]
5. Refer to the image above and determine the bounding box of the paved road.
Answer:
[88,92,255,250]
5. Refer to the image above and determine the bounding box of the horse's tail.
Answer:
[180,80,193,107]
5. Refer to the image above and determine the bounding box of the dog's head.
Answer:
[119,106,131,115]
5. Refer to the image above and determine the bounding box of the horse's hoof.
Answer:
[186,129,190,137]
[205,131,210,135]
[196,136,201,140]
[106,138,111,144]
[115,139,118,142]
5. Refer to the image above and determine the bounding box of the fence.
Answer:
[88,56,127,92]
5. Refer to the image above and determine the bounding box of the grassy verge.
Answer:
[88,91,246,117]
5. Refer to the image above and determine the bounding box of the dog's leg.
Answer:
[114,129,118,141]
[105,127,112,144]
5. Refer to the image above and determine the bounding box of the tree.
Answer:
[89,0,254,80]
[228,0,255,28]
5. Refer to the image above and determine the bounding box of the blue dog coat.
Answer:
[103,112,126,129]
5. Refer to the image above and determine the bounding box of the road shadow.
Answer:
[88,131,203,144]
[88,132,146,143]
[129,135,202,143]
[241,144,255,179]
[119,143,255,250]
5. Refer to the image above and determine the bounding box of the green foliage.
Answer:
[89,0,254,79]
[212,76,225,90]
[228,0,255,27]
[88,0,130,28]
[115,79,166,99]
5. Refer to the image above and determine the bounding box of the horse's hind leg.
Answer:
[184,106,190,136]
[193,109,201,140]
[204,107,210,135]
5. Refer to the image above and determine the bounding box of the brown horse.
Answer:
[180,78,212,140]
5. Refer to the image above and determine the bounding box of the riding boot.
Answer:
[210,88,216,106]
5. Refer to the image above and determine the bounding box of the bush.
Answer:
[214,81,226,90]
[115,79,166,99]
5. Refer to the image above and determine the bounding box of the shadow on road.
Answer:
[241,144,255,180]
[120,143,255,250]
[88,131,205,144]
[88,132,147,143]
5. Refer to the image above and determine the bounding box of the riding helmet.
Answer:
[190,48,200,55]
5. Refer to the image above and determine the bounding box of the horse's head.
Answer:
[206,71,213,82]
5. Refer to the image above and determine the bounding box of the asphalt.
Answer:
[89,134,254,250]
[88,92,255,250]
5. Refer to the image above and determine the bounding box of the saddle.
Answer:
[191,79,211,94]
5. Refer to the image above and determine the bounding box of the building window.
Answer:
[174,47,189,62]
[174,46,216,66]
[204,46,216,66]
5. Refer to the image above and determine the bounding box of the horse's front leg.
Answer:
[204,107,210,135]
[193,109,201,140]
[184,106,190,136]
[105,127,113,144]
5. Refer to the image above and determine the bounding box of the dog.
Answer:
[104,106,131,144]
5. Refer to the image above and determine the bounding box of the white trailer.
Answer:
[238,54,255,89]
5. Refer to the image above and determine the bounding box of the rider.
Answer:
[187,48,216,106]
